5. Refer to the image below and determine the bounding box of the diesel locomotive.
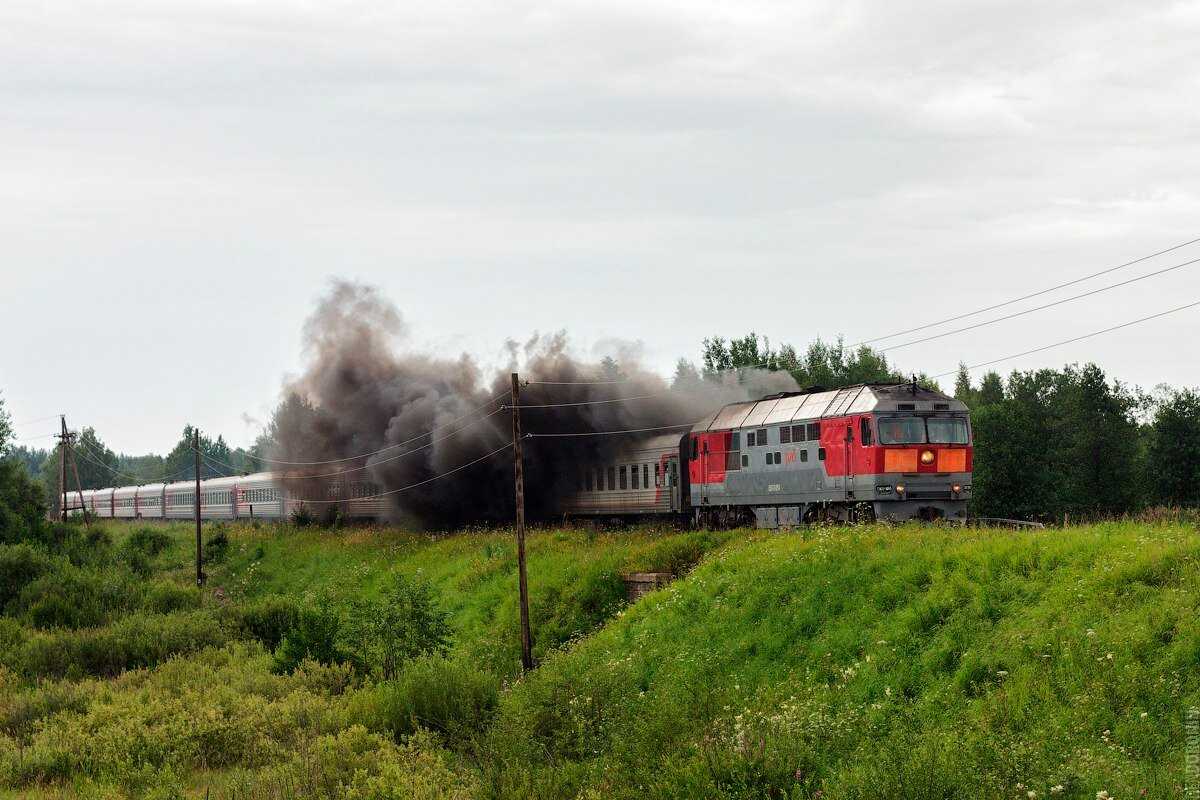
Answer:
[559,382,972,526]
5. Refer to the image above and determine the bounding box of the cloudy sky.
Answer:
[4,0,1200,454]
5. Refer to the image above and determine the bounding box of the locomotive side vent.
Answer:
[897,403,916,411]
[934,402,950,410]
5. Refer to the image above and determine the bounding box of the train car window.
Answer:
[780,426,791,444]
[741,454,749,468]
[727,431,741,470]
[654,463,661,487]
[927,417,969,444]
[756,429,767,446]
[860,418,873,446]
[599,468,607,490]
[690,437,698,459]
[807,423,820,441]
[619,466,627,490]
[791,424,803,442]
[643,464,649,489]
[800,450,808,462]
[818,448,826,461]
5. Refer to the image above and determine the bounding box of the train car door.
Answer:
[844,423,854,500]
[668,456,680,512]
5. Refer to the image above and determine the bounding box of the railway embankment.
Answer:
[0,520,1195,798]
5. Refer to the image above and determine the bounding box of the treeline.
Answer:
[5,332,1200,523]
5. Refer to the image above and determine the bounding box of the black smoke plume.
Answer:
[270,281,797,528]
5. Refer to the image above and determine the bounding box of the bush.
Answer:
[273,598,353,674]
[291,505,316,527]
[15,610,230,679]
[124,527,172,557]
[637,530,728,576]
[343,573,451,679]
[122,547,153,579]
[142,581,200,615]
[204,528,230,564]
[229,595,301,651]
[14,568,140,629]
[358,656,498,745]
[0,543,56,609]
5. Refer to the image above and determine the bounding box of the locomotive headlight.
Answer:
[951,483,962,494]
[920,449,935,465]
[894,483,906,495]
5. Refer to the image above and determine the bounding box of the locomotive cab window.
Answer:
[860,418,873,446]
[927,417,969,444]
[877,417,926,444]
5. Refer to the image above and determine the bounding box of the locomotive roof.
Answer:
[690,383,966,433]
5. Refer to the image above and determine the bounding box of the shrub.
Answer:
[14,568,140,629]
[15,610,230,679]
[122,547,152,579]
[291,505,316,528]
[229,595,301,651]
[124,527,172,557]
[142,581,200,615]
[273,598,352,674]
[343,573,451,679]
[0,543,56,608]
[637,530,727,576]
[204,528,230,564]
[357,656,498,745]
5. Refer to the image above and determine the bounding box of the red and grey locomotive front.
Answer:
[687,384,972,525]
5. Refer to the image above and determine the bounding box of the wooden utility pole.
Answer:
[67,440,90,529]
[59,416,68,522]
[510,373,534,671]
[194,428,204,587]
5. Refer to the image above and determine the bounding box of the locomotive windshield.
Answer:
[927,417,970,444]
[877,417,926,444]
[877,416,970,445]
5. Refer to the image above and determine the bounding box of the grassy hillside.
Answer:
[1,520,1196,799]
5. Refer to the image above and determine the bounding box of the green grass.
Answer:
[1,519,1197,799]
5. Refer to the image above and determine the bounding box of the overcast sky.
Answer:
[4,0,1200,454]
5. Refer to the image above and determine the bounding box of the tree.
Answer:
[978,371,1005,406]
[1147,388,1200,505]
[671,359,704,391]
[344,573,451,679]
[0,394,46,543]
[0,394,11,452]
[969,364,1144,521]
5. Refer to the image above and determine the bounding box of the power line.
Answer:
[506,393,667,409]
[249,390,508,467]
[197,406,508,479]
[527,423,695,438]
[878,255,1200,353]
[11,414,66,428]
[932,299,1200,379]
[287,441,514,504]
[855,234,1200,346]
